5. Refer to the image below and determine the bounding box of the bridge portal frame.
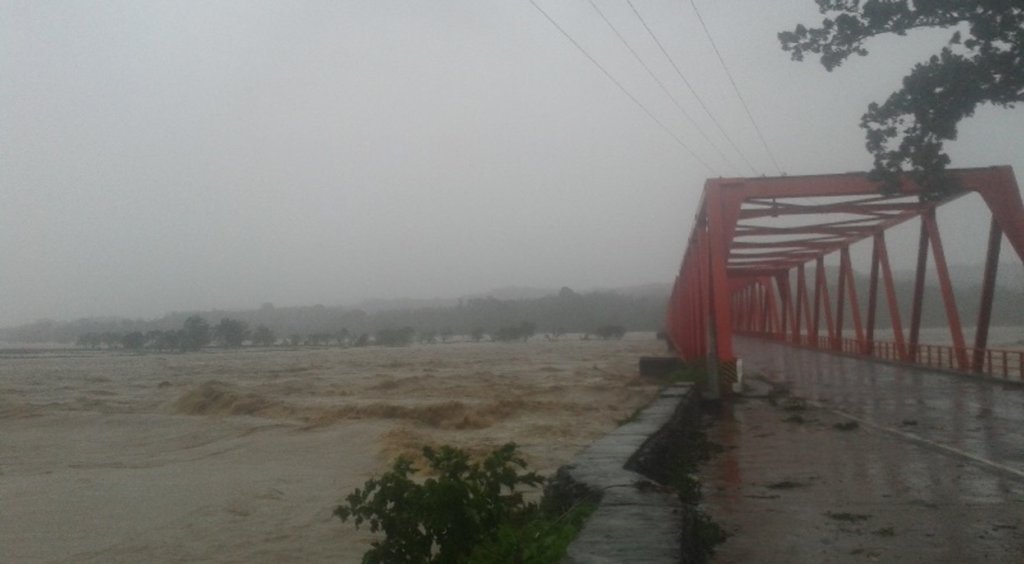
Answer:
[666,166,1024,382]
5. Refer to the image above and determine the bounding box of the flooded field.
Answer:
[0,337,665,563]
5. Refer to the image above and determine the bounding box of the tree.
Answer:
[100,331,121,349]
[151,329,182,351]
[213,318,249,347]
[492,322,536,343]
[418,329,437,345]
[375,327,416,347]
[517,321,537,342]
[306,333,331,346]
[121,331,146,350]
[76,333,101,349]
[181,315,211,351]
[251,324,276,347]
[779,1,1023,198]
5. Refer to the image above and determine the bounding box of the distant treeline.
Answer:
[3,274,1020,347]
[816,270,1023,329]
[70,316,615,351]
[1,286,664,346]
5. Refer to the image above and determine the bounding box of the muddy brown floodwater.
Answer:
[0,337,664,563]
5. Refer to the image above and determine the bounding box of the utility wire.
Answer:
[689,0,783,175]
[586,0,739,172]
[626,0,759,176]
[526,0,716,174]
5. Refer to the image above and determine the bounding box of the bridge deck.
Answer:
[700,338,1024,562]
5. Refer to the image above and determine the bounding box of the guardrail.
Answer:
[736,332,1024,381]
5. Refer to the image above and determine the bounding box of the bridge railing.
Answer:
[738,331,1024,381]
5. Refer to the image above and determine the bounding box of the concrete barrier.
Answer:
[547,383,700,563]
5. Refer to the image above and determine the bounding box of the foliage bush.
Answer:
[335,443,589,564]
[466,501,594,564]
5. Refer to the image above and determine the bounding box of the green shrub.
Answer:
[468,501,594,563]
[335,443,552,563]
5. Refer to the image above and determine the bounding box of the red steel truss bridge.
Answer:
[666,166,1024,388]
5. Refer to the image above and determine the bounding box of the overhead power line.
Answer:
[626,0,759,176]
[526,0,717,175]
[586,0,739,172]
[689,0,783,175]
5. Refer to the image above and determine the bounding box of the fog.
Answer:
[3,0,1022,327]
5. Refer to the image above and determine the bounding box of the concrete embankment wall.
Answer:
[548,383,700,563]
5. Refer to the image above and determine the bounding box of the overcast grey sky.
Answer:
[2,0,1022,326]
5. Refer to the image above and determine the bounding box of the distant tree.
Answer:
[334,328,350,347]
[305,333,331,346]
[493,322,536,343]
[288,334,303,347]
[353,333,370,347]
[213,318,249,348]
[419,330,438,345]
[779,1,1024,198]
[155,330,183,351]
[440,327,455,343]
[121,331,146,350]
[593,324,627,340]
[144,330,163,349]
[376,327,416,347]
[251,325,276,347]
[181,315,211,351]
[470,327,486,343]
[100,331,121,349]
[76,333,101,349]
[517,321,536,342]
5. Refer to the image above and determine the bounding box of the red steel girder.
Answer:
[667,166,1024,382]
[738,201,924,220]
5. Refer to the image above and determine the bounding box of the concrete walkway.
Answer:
[700,339,1024,563]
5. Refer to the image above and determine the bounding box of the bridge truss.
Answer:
[666,166,1024,385]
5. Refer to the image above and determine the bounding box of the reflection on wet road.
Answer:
[736,336,1024,476]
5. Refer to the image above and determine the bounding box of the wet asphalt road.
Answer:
[735,336,1024,478]
[699,337,1024,563]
